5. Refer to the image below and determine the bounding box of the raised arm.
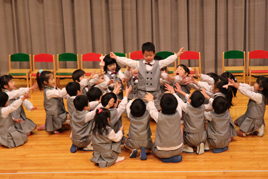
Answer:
[110,52,139,69]
[46,87,68,99]
[159,47,185,69]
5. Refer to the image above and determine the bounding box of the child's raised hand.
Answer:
[174,83,182,93]
[120,125,125,131]
[108,79,115,85]
[113,82,122,95]
[185,75,195,84]
[167,74,175,81]
[144,92,154,102]
[106,98,115,109]
[165,84,175,94]
[200,88,210,99]
[110,52,117,60]
[14,119,23,123]
[176,47,185,57]
[194,68,201,78]
[22,93,31,101]
[29,83,38,91]
[30,107,38,111]
[122,78,127,84]
[125,85,132,97]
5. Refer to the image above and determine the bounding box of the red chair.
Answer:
[30,53,55,87]
[178,51,201,75]
[129,50,144,60]
[81,53,102,75]
[248,50,268,84]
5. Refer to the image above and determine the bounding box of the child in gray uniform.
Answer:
[124,99,153,160]
[145,92,183,163]
[110,42,185,110]
[91,108,125,168]
[0,75,37,136]
[205,96,232,153]
[166,83,212,155]
[123,66,139,100]
[0,92,30,148]
[228,77,268,137]
[36,71,68,134]
[70,95,102,153]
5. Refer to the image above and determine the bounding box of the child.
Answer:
[124,99,153,160]
[110,42,185,109]
[100,85,132,143]
[70,95,103,153]
[123,66,139,100]
[72,69,99,96]
[160,66,173,95]
[204,96,232,153]
[168,64,191,102]
[228,77,268,137]
[1,75,37,136]
[36,70,68,134]
[90,108,125,168]
[144,92,183,163]
[0,92,30,148]
[103,54,125,99]
[166,83,212,155]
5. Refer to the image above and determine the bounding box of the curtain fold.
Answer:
[0,0,268,75]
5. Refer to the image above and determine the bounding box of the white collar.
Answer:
[143,60,155,65]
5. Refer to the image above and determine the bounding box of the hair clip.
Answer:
[98,108,103,114]
[39,69,43,73]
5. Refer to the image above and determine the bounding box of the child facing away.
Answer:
[100,85,132,143]
[72,69,100,96]
[123,66,139,100]
[90,108,125,168]
[165,83,212,155]
[228,77,268,137]
[204,96,232,153]
[124,99,153,160]
[36,70,69,134]
[103,54,126,100]
[0,75,37,136]
[144,92,183,163]
[70,95,104,153]
[0,92,30,148]
[110,42,185,109]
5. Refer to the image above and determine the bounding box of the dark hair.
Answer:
[87,87,102,102]
[0,92,9,107]
[142,42,155,53]
[257,76,268,105]
[66,82,81,96]
[206,73,219,83]
[72,69,85,82]
[154,55,163,60]
[92,108,111,135]
[177,64,190,75]
[220,72,237,97]
[0,75,13,90]
[160,66,168,72]
[190,90,205,108]
[101,92,117,107]
[130,99,146,117]
[103,54,120,73]
[214,77,233,108]
[160,93,178,115]
[73,95,88,111]
[213,96,229,114]
[36,71,53,90]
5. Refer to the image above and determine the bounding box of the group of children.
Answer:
[0,42,267,168]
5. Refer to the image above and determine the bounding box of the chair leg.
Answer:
[30,76,33,93]
[26,76,29,88]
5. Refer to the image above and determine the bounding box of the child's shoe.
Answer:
[130,149,138,158]
[140,147,147,160]
[213,146,228,153]
[196,143,204,155]
[37,124,45,131]
[115,156,125,163]
[204,141,210,152]
[70,144,77,153]
[183,145,194,153]
[161,155,182,163]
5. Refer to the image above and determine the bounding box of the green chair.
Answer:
[8,53,32,87]
[55,53,79,86]
[114,52,127,72]
[155,51,175,74]
[222,50,246,83]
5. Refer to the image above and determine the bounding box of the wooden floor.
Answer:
[1,79,268,179]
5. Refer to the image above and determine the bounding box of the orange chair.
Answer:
[81,53,102,75]
[30,53,55,87]
[178,51,201,74]
[248,50,268,84]
[129,50,144,60]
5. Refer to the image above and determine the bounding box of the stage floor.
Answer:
[0,79,268,179]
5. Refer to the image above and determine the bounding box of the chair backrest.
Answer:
[248,50,268,59]
[129,50,143,60]
[178,51,201,74]
[155,51,175,59]
[114,52,127,57]
[57,53,79,69]
[9,53,32,70]
[222,50,245,74]
[81,53,101,69]
[33,53,55,71]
